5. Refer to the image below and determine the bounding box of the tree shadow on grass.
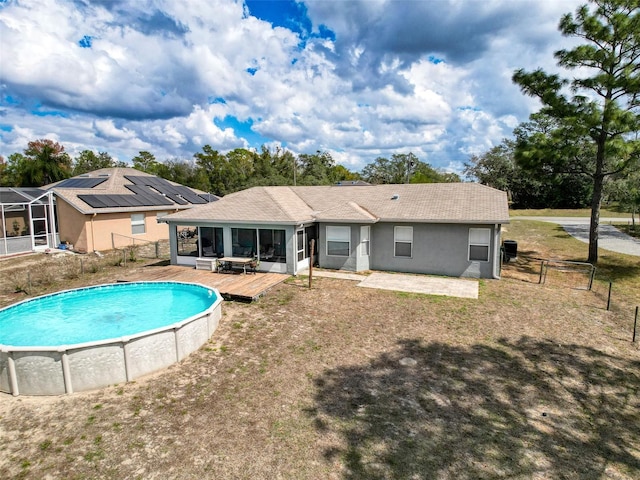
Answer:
[308,337,640,479]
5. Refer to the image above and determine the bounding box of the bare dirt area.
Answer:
[1,250,639,479]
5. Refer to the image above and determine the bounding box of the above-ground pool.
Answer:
[0,282,223,396]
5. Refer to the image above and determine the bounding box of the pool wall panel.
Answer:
[176,316,209,361]
[126,331,177,380]
[68,345,128,392]
[14,351,66,395]
[0,352,10,392]
[207,308,221,337]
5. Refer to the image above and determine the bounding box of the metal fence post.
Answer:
[538,261,545,284]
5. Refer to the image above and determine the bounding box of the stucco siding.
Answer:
[93,212,171,251]
[318,223,358,271]
[369,223,497,278]
[57,199,90,252]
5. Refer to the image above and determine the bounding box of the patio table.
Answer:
[217,256,254,274]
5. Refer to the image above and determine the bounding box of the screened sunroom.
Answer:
[0,188,58,256]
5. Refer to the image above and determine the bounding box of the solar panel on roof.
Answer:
[174,186,207,204]
[164,194,188,205]
[123,175,208,205]
[56,177,108,189]
[125,184,153,195]
[78,194,174,208]
[199,194,217,202]
[124,175,147,185]
[79,195,107,208]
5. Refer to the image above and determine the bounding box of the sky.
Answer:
[0,0,585,174]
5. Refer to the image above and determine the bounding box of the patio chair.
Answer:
[217,260,232,274]
[247,258,260,274]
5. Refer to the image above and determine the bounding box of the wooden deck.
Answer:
[119,265,289,301]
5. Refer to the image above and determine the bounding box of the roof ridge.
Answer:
[263,186,314,220]
[262,186,296,219]
[343,201,378,220]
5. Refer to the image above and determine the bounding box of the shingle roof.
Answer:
[46,168,217,215]
[164,183,509,225]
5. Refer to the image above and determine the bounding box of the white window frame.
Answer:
[326,225,351,257]
[394,226,413,258]
[360,226,370,256]
[468,228,491,262]
[297,229,305,262]
[131,213,145,235]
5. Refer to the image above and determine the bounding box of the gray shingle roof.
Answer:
[163,183,509,225]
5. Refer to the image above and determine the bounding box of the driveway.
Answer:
[513,216,640,257]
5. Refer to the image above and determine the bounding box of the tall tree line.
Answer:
[0,141,457,194]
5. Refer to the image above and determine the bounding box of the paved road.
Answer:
[513,216,640,257]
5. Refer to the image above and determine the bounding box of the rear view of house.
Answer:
[160,183,509,279]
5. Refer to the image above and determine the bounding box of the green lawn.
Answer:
[510,207,632,217]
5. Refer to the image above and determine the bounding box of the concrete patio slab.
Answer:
[309,269,479,299]
[357,273,479,299]
[309,270,368,281]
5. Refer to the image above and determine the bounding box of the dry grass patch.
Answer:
[0,230,639,479]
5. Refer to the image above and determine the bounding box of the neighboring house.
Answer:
[47,168,217,253]
[0,188,58,256]
[160,183,509,279]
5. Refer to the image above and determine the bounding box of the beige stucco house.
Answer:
[47,168,217,253]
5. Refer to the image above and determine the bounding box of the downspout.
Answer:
[90,213,97,252]
[493,223,501,279]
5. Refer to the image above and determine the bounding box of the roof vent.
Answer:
[391,193,400,200]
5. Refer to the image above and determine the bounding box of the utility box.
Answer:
[503,240,517,262]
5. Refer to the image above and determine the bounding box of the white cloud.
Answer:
[0,0,586,173]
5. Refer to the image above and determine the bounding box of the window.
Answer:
[394,226,413,257]
[326,226,350,256]
[200,227,223,257]
[259,229,286,263]
[469,228,491,262]
[360,226,370,256]
[176,225,197,256]
[231,228,256,257]
[297,229,305,261]
[131,214,145,235]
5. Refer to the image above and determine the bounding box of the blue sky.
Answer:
[0,0,583,173]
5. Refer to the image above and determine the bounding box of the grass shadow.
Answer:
[308,337,640,479]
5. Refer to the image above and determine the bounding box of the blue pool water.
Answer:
[0,282,218,347]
